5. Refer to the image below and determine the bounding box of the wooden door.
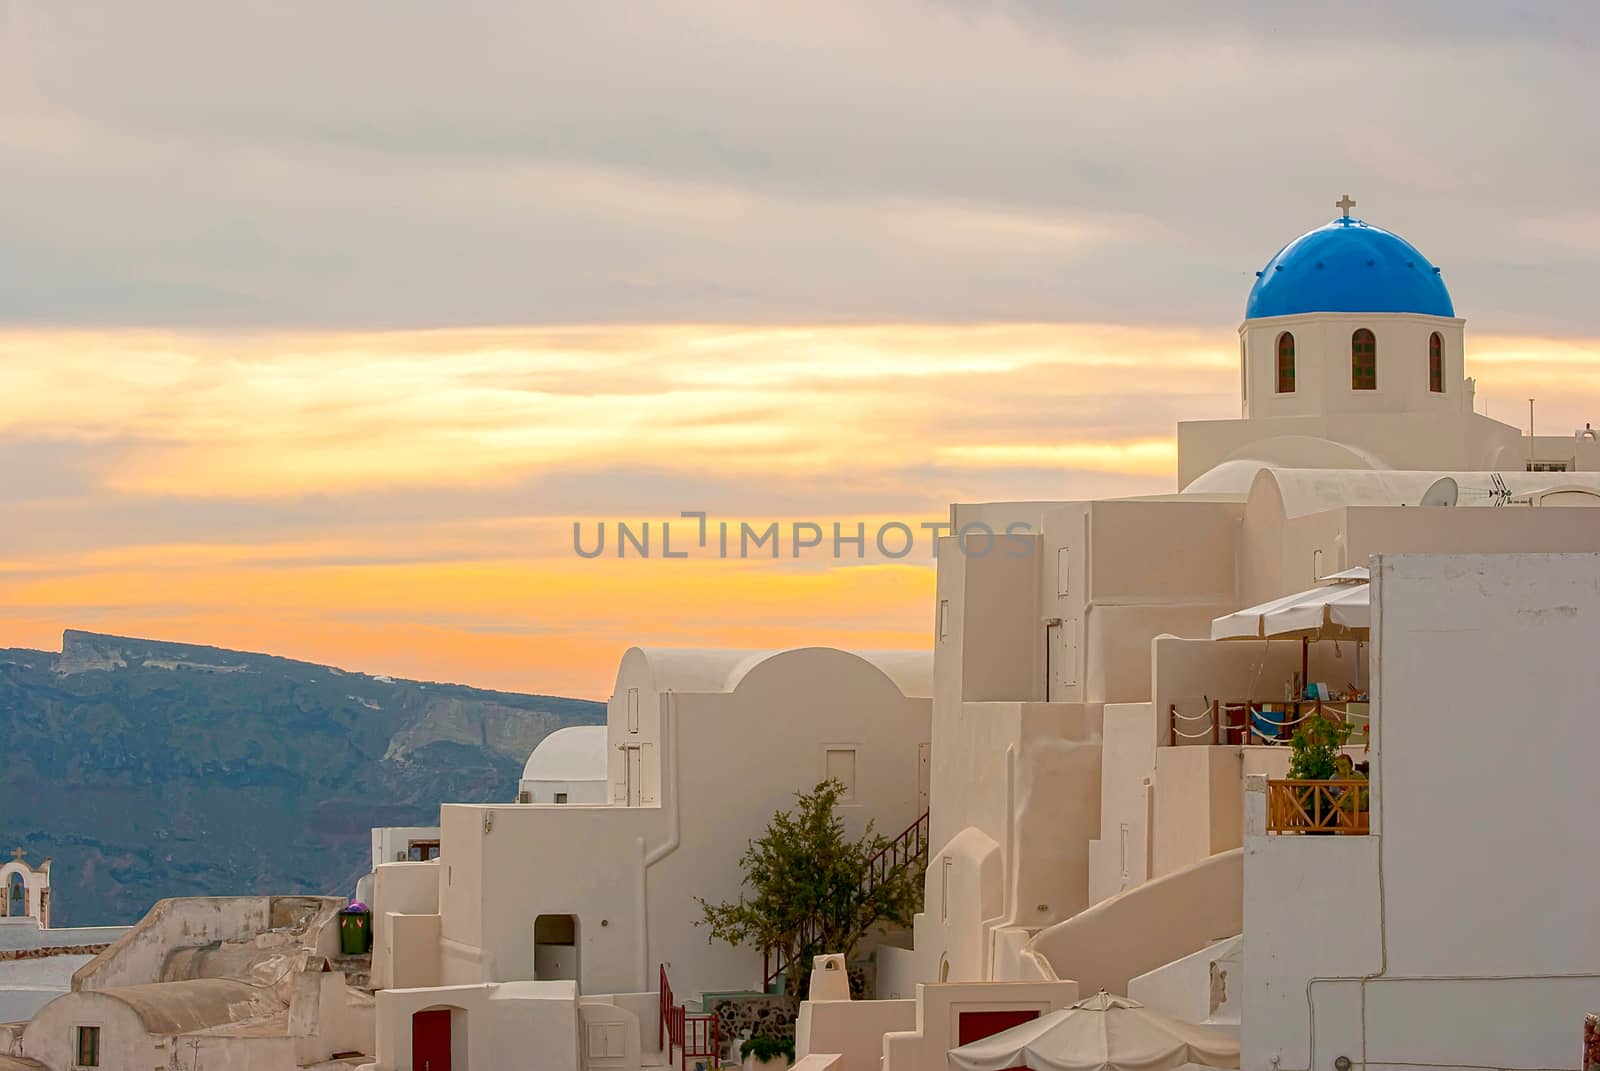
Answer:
[414,1008,451,1071]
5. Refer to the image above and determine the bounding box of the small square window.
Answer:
[77,1025,100,1067]
[554,792,569,804]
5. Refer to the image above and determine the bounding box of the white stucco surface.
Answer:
[1244,553,1600,1071]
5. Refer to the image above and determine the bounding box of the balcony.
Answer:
[1167,698,1369,747]
[1265,779,1369,835]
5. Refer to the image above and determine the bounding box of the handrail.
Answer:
[1168,698,1370,747]
[660,962,721,1070]
[760,809,929,991]
[1266,778,1370,834]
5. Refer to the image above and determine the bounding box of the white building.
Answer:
[793,203,1600,1071]
[518,725,608,805]
[365,645,931,1069]
[17,201,1600,1071]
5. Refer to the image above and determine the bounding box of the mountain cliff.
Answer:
[0,630,605,926]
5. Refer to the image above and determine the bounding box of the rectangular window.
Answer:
[626,688,640,734]
[1056,547,1070,596]
[76,1025,100,1067]
[407,840,440,861]
[938,599,951,640]
[554,792,569,804]
[824,748,857,800]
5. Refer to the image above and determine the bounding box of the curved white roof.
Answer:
[1252,467,1600,519]
[620,646,933,700]
[522,725,608,783]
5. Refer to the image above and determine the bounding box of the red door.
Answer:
[413,1008,451,1071]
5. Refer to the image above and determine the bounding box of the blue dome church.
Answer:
[1232,195,1465,427]
[1171,196,1561,489]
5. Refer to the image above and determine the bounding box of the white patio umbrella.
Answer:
[1210,577,1370,643]
[1262,582,1369,640]
[947,991,1239,1071]
[1210,574,1371,699]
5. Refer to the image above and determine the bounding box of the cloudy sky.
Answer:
[2,2,1598,696]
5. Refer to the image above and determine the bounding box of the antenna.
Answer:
[1489,473,1512,506]
[1420,477,1459,507]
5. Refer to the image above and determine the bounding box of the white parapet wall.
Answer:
[1242,552,1600,1071]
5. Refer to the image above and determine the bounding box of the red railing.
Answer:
[660,963,721,1071]
[761,809,930,991]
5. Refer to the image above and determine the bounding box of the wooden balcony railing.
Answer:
[1266,779,1370,835]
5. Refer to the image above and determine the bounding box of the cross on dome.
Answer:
[1335,193,1357,220]
[9,847,25,862]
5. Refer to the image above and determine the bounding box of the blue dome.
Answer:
[1245,217,1454,320]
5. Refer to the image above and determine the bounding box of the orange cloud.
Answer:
[1,323,1596,696]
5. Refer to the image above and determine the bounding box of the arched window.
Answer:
[1429,332,1444,393]
[1352,329,1377,390]
[1276,332,1296,393]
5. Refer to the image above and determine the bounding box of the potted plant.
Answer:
[741,1035,795,1071]
[1286,713,1362,831]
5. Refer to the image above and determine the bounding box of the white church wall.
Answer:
[1240,312,1465,421]
[0,860,50,926]
[1243,552,1600,1071]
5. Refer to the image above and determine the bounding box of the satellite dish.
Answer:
[1420,477,1459,507]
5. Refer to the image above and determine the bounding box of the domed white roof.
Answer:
[522,725,608,783]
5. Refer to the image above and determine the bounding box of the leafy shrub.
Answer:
[741,1036,796,1063]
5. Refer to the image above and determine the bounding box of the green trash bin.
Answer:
[339,903,371,955]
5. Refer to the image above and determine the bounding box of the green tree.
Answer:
[697,779,924,997]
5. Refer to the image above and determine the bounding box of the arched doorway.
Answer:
[6,872,25,918]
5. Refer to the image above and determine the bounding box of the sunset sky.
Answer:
[3,3,1599,698]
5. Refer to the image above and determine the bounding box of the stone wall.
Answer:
[710,994,799,1045]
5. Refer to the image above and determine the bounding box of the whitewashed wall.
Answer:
[1243,552,1600,1071]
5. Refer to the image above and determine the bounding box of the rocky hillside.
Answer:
[0,630,605,926]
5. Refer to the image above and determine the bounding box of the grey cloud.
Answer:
[0,2,1596,332]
